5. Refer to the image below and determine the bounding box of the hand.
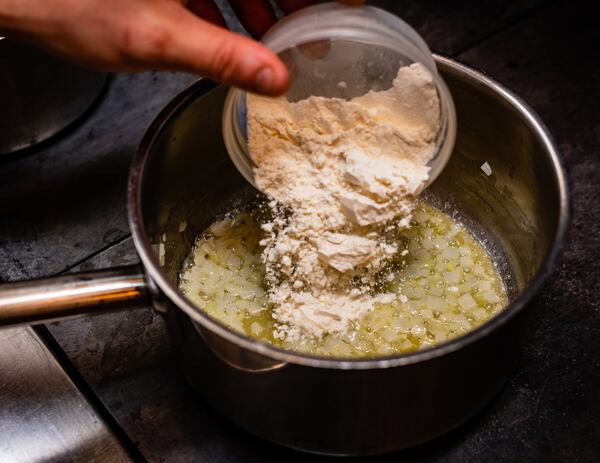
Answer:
[0,0,364,96]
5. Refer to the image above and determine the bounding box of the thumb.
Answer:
[153,5,290,95]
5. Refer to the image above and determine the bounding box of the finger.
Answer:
[128,4,289,95]
[276,2,329,61]
[186,0,227,27]
[298,40,330,59]
[228,0,277,38]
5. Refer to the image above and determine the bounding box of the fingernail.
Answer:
[254,67,275,94]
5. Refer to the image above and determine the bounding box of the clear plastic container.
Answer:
[222,2,456,188]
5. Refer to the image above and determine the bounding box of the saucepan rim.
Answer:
[128,55,570,370]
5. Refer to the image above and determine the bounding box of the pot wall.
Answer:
[172,307,524,454]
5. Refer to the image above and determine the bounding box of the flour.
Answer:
[247,63,441,340]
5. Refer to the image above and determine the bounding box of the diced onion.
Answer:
[180,204,507,358]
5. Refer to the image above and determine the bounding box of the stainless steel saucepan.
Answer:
[0,57,569,455]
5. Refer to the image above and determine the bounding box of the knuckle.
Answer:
[208,40,239,81]
[145,25,172,57]
[118,21,172,64]
[116,22,135,54]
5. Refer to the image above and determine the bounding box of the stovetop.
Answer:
[1,1,599,462]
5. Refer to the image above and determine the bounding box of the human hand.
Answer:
[0,0,364,96]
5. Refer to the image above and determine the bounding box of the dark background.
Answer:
[1,0,598,461]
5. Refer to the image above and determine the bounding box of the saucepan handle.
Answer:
[0,264,149,327]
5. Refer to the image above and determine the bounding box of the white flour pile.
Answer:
[247,63,441,341]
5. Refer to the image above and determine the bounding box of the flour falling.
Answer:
[247,63,441,340]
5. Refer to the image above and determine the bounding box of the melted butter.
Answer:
[179,202,507,358]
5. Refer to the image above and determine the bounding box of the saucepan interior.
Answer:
[131,56,567,368]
